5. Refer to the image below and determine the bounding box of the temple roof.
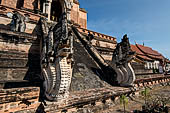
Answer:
[131,44,153,61]
[136,44,164,61]
[130,44,169,64]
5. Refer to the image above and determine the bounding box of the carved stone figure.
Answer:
[9,12,28,32]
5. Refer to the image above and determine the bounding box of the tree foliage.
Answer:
[120,95,128,113]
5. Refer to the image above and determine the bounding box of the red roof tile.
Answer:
[136,44,164,60]
[131,44,153,61]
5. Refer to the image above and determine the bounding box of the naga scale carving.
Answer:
[40,12,73,101]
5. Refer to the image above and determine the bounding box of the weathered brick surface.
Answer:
[77,27,116,42]
[0,28,41,81]
[0,58,28,67]
[1,0,87,28]
[71,3,87,29]
[1,0,18,8]
[23,0,35,10]
[0,6,41,22]
[0,87,40,113]
[76,27,116,61]
[44,86,133,112]
[78,9,87,28]
[71,3,79,24]
[0,68,28,80]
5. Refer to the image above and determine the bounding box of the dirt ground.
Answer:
[99,85,170,113]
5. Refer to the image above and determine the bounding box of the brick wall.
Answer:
[1,0,87,28]
[78,9,87,28]
[0,29,41,81]
[23,0,36,10]
[0,87,40,113]
[71,3,79,24]
[1,0,18,8]
[1,0,38,10]
[0,17,38,34]
[71,2,87,29]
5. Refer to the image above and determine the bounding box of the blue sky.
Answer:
[79,0,170,58]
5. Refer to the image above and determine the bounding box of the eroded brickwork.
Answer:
[1,0,87,28]
[0,87,40,113]
[1,0,18,8]
[24,0,35,10]
[0,29,41,81]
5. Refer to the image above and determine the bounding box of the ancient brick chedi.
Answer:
[0,0,136,112]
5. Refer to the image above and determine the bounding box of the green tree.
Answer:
[120,95,128,113]
[141,87,150,105]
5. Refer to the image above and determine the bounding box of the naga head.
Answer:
[112,34,135,65]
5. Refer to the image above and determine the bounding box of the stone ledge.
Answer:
[0,28,37,40]
[44,86,133,112]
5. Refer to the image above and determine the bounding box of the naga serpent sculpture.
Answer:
[40,12,73,101]
[40,19,135,101]
[72,28,136,87]
[111,34,136,86]
[38,0,135,101]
